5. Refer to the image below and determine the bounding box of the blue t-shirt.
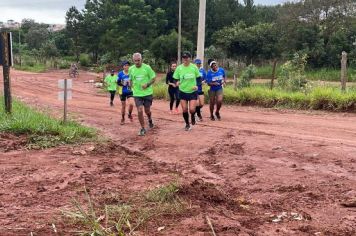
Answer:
[117,71,131,94]
[197,67,206,93]
[206,67,225,91]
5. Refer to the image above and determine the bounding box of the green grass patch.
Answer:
[153,82,168,100]
[306,68,356,82]
[145,181,179,203]
[251,65,356,82]
[255,64,282,78]
[63,182,185,235]
[152,83,356,112]
[13,63,47,73]
[0,97,96,148]
[224,86,356,111]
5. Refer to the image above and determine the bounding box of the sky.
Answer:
[0,0,286,25]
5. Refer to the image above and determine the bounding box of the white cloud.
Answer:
[0,0,287,24]
[0,0,85,24]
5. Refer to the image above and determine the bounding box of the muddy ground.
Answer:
[0,69,356,235]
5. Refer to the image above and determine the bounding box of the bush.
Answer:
[79,54,90,67]
[238,64,256,88]
[58,60,71,69]
[153,83,168,100]
[278,53,308,91]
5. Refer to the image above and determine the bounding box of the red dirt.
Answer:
[0,68,356,235]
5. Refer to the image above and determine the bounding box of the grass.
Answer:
[306,68,356,82]
[0,97,96,148]
[248,65,356,82]
[224,86,356,111]
[153,82,356,112]
[62,182,185,235]
[13,63,47,73]
[145,181,180,203]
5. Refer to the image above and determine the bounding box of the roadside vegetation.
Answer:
[62,181,184,235]
[154,53,356,112]
[0,97,96,148]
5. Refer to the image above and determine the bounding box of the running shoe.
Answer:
[175,108,179,114]
[148,119,154,129]
[128,114,133,122]
[110,102,114,107]
[184,124,191,131]
[169,110,174,114]
[138,128,146,136]
[120,118,125,125]
[197,114,203,122]
[191,116,196,125]
[210,115,215,121]
[215,112,221,121]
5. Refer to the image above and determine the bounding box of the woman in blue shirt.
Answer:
[206,59,226,121]
[117,61,134,125]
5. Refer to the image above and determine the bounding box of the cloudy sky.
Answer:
[0,0,286,24]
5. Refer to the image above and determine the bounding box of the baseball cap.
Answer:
[194,59,202,64]
[182,51,191,58]
[111,69,115,73]
[121,61,130,66]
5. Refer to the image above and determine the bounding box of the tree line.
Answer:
[7,0,356,69]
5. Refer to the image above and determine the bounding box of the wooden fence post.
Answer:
[1,32,12,113]
[233,74,238,91]
[341,51,347,92]
[270,59,277,90]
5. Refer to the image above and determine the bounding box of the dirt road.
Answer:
[0,69,356,235]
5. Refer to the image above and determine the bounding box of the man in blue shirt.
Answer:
[194,59,206,121]
[117,61,134,125]
[206,59,226,121]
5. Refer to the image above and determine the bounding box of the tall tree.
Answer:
[66,6,83,61]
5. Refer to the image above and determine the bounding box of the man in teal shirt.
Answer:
[129,52,156,136]
[104,70,117,106]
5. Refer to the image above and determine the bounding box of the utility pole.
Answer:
[177,0,182,64]
[1,32,12,113]
[196,0,206,64]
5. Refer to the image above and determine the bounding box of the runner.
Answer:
[104,69,117,106]
[206,59,226,121]
[194,59,206,121]
[117,61,134,125]
[173,51,200,131]
[129,53,156,136]
[166,62,180,114]
[69,63,79,78]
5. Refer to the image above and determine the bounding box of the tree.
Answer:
[66,6,83,61]
[53,30,73,56]
[150,31,194,63]
[276,0,356,68]
[25,27,49,49]
[214,22,280,62]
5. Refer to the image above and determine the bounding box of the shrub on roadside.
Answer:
[79,54,91,67]
[278,53,308,91]
[238,64,257,88]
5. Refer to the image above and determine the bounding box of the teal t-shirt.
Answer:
[173,63,200,93]
[129,63,156,97]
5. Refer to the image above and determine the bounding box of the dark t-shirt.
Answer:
[166,71,177,89]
